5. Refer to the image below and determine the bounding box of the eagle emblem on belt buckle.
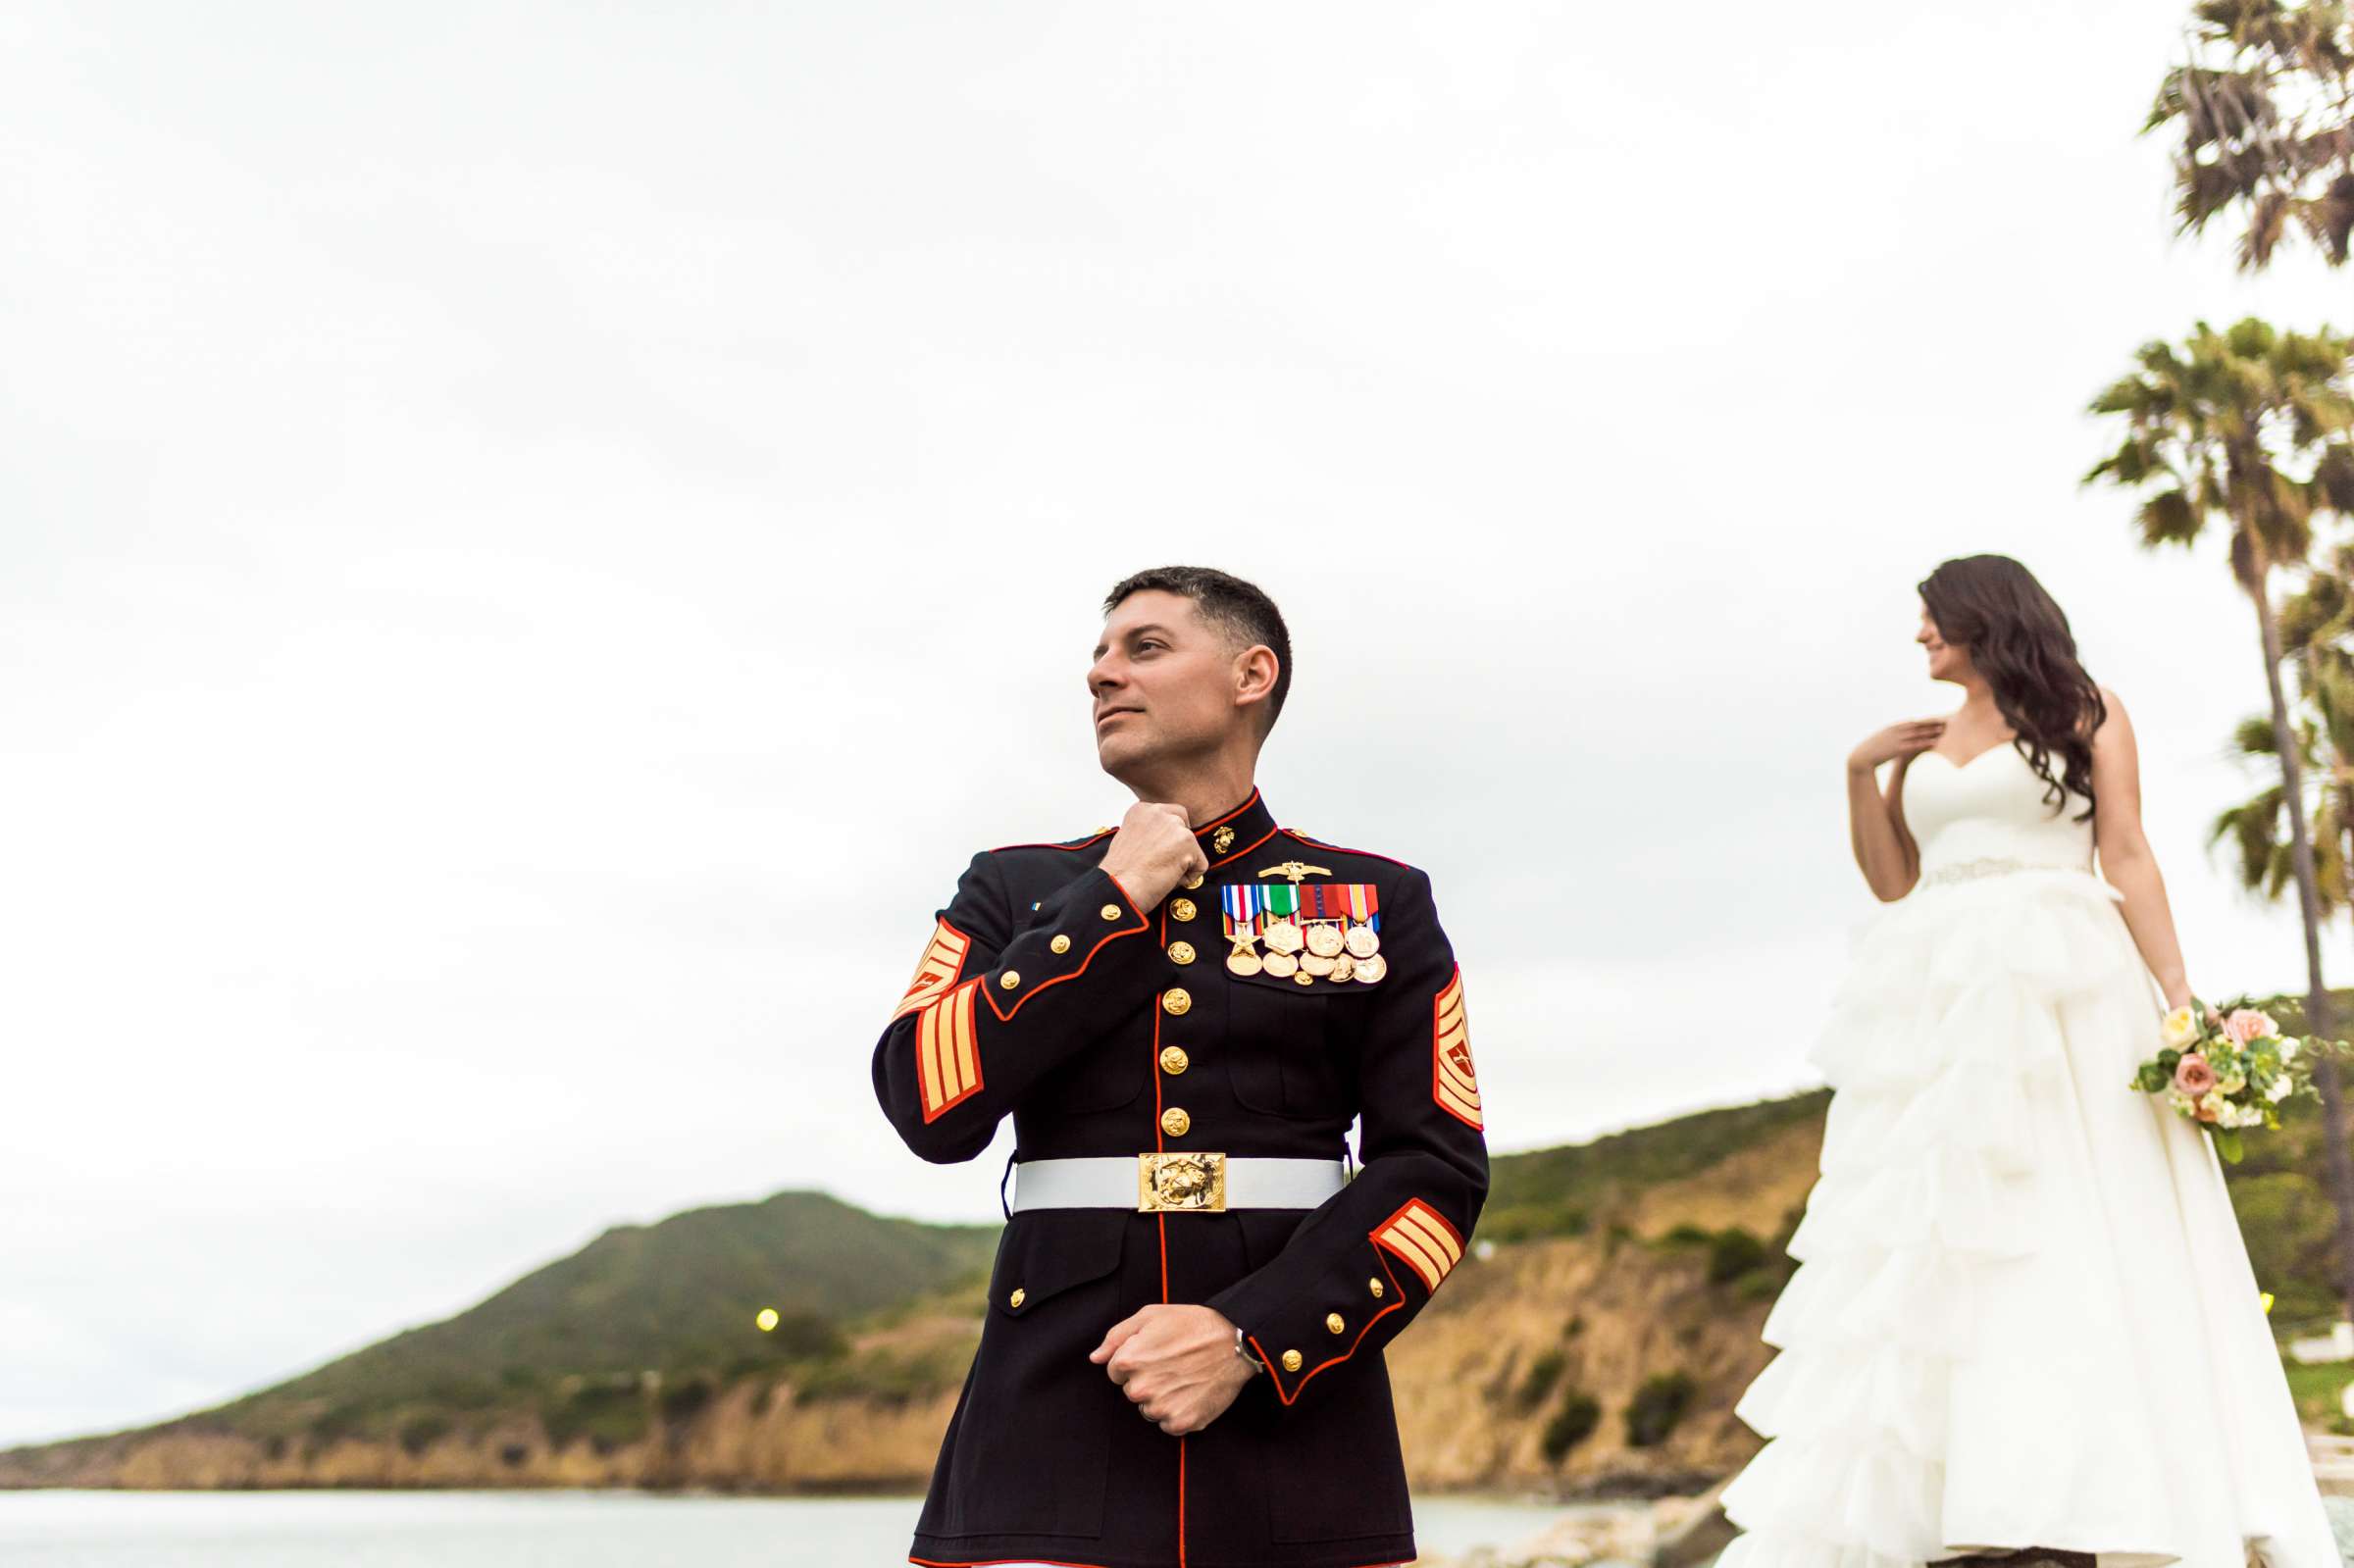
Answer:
[1138,1151,1226,1212]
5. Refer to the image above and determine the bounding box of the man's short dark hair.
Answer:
[1102,566,1293,733]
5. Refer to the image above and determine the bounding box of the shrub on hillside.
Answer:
[1625,1371,1697,1447]
[1512,1351,1566,1413]
[1541,1391,1602,1463]
[659,1374,716,1423]
[1708,1227,1767,1284]
[395,1414,450,1456]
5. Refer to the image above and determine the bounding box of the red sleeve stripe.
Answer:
[894,920,973,1022]
[915,979,982,1122]
[1432,967,1481,1130]
[1373,1198,1463,1293]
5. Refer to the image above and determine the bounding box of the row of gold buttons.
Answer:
[1160,885,1202,1137]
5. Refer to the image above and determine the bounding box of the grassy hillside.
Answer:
[190,1189,998,1452]
[1483,1091,1834,1245]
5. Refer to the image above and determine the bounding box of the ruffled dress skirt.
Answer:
[1718,868,2339,1568]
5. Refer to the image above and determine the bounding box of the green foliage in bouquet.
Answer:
[2130,996,2346,1164]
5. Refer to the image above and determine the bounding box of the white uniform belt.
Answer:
[1011,1154,1346,1214]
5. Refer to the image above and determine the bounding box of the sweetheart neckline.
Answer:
[1922,739,2018,772]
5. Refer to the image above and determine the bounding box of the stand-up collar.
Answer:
[1195,788,1281,870]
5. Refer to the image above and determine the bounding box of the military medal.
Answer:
[1221,873,1385,987]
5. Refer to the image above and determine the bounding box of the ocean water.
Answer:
[0,1490,1577,1566]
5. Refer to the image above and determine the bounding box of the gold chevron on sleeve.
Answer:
[895,919,973,1022]
[1372,1198,1464,1293]
[914,979,983,1122]
[1432,967,1480,1130]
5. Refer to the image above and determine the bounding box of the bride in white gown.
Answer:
[1717,555,2339,1568]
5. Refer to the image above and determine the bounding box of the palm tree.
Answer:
[2148,0,2354,269]
[2087,317,2354,1316]
[2223,560,2354,912]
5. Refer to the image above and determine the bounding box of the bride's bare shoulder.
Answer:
[2090,686,2138,750]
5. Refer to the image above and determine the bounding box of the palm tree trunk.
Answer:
[2251,573,2354,1322]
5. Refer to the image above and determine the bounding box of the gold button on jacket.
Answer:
[1159,1105,1191,1138]
[1008,1288,1026,1309]
[1158,1045,1190,1076]
[1281,1349,1304,1373]
[1049,935,1071,954]
[1325,1312,1346,1335]
[1170,897,1198,922]
[1368,1278,1385,1298]
[998,971,1020,989]
[1160,987,1191,1016]
[1167,940,1196,965]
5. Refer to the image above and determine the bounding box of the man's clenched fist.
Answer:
[1097,801,1208,913]
[1089,1303,1257,1437]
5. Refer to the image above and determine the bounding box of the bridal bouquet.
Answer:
[2130,999,2330,1164]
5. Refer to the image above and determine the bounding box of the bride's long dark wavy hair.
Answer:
[1918,555,2106,820]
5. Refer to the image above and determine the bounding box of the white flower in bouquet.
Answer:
[2162,1006,2203,1048]
[2197,1090,2230,1123]
[2269,1075,2296,1103]
[2282,1037,2301,1062]
[2168,1090,2197,1117]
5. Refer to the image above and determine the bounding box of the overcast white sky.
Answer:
[8,0,2354,1447]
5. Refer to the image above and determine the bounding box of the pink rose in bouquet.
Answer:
[2174,1053,2219,1100]
[2225,1009,2277,1046]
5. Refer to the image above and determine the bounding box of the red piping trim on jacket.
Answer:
[985,873,1146,1023]
[987,830,1116,853]
[1277,827,1417,871]
[1246,1246,1407,1407]
[1205,825,1281,872]
[1193,787,1260,837]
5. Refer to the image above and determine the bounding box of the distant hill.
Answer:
[55,1189,998,1464]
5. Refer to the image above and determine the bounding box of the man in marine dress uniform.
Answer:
[871,566,1489,1568]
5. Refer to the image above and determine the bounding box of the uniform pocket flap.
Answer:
[989,1211,1127,1317]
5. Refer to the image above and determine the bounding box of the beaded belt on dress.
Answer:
[1918,855,2090,888]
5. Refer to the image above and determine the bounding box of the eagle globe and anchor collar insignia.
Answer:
[1220,859,1385,986]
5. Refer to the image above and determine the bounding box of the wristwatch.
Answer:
[1233,1326,1265,1375]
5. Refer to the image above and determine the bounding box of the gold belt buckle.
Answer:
[1138,1151,1227,1213]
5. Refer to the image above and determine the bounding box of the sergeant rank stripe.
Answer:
[895,919,972,1022]
[1373,1198,1463,1293]
[913,979,982,1123]
[1431,967,1480,1130]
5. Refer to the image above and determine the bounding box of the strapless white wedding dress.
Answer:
[1717,743,2339,1568]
